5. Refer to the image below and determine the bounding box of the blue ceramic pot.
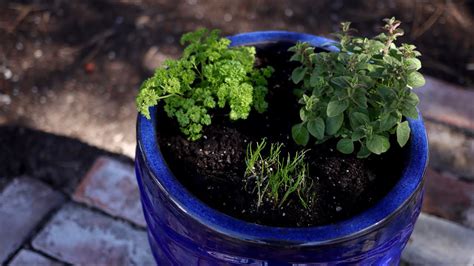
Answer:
[135,31,429,265]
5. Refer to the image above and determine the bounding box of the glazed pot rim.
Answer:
[136,31,429,246]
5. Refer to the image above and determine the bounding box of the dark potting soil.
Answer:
[156,42,406,227]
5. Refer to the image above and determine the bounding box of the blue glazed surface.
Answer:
[135,31,429,264]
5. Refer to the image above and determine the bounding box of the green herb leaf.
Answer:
[327,100,349,117]
[357,144,371,158]
[350,112,369,128]
[407,71,425,88]
[366,134,390,155]
[351,130,365,141]
[330,76,350,89]
[405,92,420,105]
[289,53,301,62]
[405,58,421,70]
[396,121,411,147]
[326,113,344,135]
[379,113,398,131]
[310,71,322,87]
[292,123,310,146]
[291,66,307,84]
[307,118,325,139]
[352,90,368,108]
[288,18,423,156]
[402,105,419,119]
[337,138,354,154]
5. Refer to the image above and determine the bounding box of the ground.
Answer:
[0,0,473,264]
[1,0,474,157]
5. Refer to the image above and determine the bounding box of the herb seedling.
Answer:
[289,18,424,157]
[244,139,314,209]
[136,29,274,140]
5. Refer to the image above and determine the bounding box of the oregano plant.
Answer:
[136,28,274,140]
[289,18,424,157]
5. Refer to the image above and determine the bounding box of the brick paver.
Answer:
[8,249,61,266]
[402,213,474,265]
[417,77,474,133]
[423,168,474,229]
[32,203,153,265]
[73,156,145,227]
[425,121,474,180]
[0,148,472,265]
[0,178,64,263]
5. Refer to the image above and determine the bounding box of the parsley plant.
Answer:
[136,29,274,140]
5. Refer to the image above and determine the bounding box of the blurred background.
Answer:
[0,0,473,265]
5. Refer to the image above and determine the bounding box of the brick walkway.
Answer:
[1,76,474,264]
[0,158,154,265]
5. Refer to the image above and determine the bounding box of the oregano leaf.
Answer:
[350,112,369,128]
[330,76,350,89]
[289,53,301,62]
[407,71,425,88]
[291,66,307,84]
[327,100,349,117]
[310,71,321,87]
[300,109,308,121]
[326,113,344,135]
[402,105,419,119]
[292,123,309,146]
[351,130,365,141]
[405,58,421,70]
[379,113,398,131]
[357,144,371,158]
[307,118,325,140]
[396,121,411,147]
[366,135,390,155]
[352,91,368,108]
[405,92,420,105]
[337,138,354,154]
